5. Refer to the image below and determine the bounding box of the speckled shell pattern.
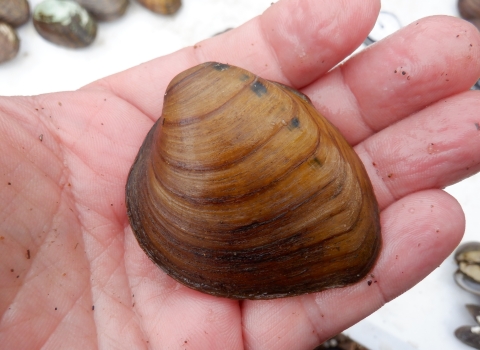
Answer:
[126,62,381,299]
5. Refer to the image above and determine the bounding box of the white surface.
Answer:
[0,0,274,96]
[1,0,479,349]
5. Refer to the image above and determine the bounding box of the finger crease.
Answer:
[338,64,377,141]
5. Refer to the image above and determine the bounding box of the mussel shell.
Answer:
[455,325,480,349]
[0,0,30,27]
[455,270,480,296]
[458,0,480,31]
[466,304,480,324]
[456,242,480,261]
[126,62,381,299]
[135,0,181,15]
[0,22,20,64]
[459,0,480,20]
[469,18,480,31]
[75,0,129,21]
[456,242,480,281]
[473,78,480,90]
[33,0,97,48]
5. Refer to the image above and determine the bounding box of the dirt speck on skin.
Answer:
[26,249,30,259]
[367,280,372,286]
[427,143,438,154]
[387,173,393,178]
[39,134,43,142]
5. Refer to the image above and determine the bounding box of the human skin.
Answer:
[1,0,480,349]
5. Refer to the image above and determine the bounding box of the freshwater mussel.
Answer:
[454,242,480,295]
[0,21,20,63]
[458,0,480,31]
[455,304,480,349]
[125,62,382,299]
[135,0,181,15]
[33,0,97,48]
[75,0,129,21]
[0,0,30,27]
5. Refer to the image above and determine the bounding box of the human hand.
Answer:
[1,0,479,348]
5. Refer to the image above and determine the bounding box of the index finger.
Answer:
[83,0,380,122]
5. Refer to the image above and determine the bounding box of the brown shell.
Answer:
[135,0,181,15]
[459,0,480,20]
[458,0,480,31]
[0,0,30,27]
[33,0,97,49]
[75,0,129,21]
[126,62,381,299]
[0,22,20,64]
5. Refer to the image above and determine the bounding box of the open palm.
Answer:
[1,0,480,348]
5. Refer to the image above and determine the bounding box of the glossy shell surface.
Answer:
[454,242,480,295]
[458,0,480,31]
[0,22,20,63]
[126,62,382,299]
[75,0,129,21]
[0,0,30,27]
[455,325,480,349]
[455,304,480,349]
[135,0,181,15]
[33,0,97,48]
[459,0,480,20]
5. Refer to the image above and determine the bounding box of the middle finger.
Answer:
[304,15,480,145]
